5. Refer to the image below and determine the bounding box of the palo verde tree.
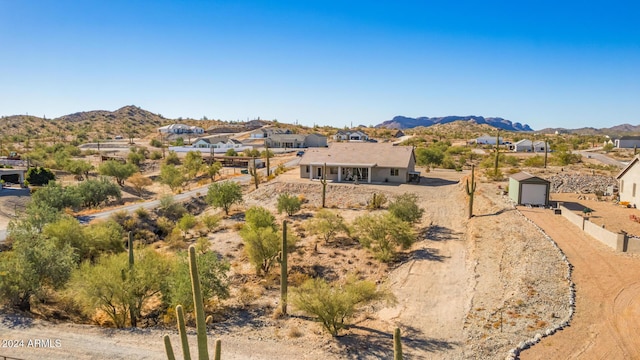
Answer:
[98,160,137,186]
[387,193,424,224]
[306,209,349,249]
[353,213,416,262]
[291,276,392,336]
[276,193,302,216]
[206,181,243,216]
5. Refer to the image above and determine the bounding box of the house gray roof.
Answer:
[510,172,549,183]
[299,143,414,168]
[619,136,640,141]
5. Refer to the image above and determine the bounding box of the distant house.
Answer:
[333,130,369,142]
[511,139,550,152]
[249,127,292,139]
[508,172,550,206]
[617,156,640,207]
[475,134,504,145]
[303,134,328,148]
[614,136,640,149]
[158,124,204,135]
[299,143,418,184]
[192,135,243,149]
[265,134,307,148]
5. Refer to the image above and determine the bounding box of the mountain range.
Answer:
[375,115,534,132]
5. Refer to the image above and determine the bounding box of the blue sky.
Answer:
[1,1,638,130]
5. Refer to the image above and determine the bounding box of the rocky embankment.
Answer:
[548,173,617,194]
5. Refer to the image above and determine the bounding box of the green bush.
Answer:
[306,209,349,244]
[164,250,229,311]
[276,193,302,216]
[206,181,242,215]
[388,193,424,224]
[353,213,415,262]
[26,166,55,186]
[291,276,391,336]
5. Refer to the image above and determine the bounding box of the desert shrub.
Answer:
[149,150,163,160]
[156,216,175,237]
[26,166,56,186]
[159,164,185,193]
[276,193,302,216]
[0,233,76,312]
[388,193,424,224]
[177,213,197,235]
[30,181,82,211]
[134,207,149,219]
[150,138,163,148]
[158,195,187,221]
[166,228,187,250]
[353,213,415,262]
[240,208,295,276]
[206,181,242,215]
[128,173,153,197]
[201,214,221,231]
[67,249,171,328]
[76,177,122,207]
[484,168,504,181]
[306,209,349,244]
[164,150,180,165]
[164,250,229,311]
[291,276,391,336]
[524,155,545,167]
[98,161,137,186]
[366,193,387,210]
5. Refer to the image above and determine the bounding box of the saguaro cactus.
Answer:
[249,157,259,189]
[320,163,327,208]
[394,327,403,360]
[466,165,476,219]
[280,220,288,315]
[494,130,500,175]
[264,141,271,177]
[128,231,137,328]
[164,245,219,360]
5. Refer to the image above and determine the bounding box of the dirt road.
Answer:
[519,207,640,359]
[378,172,470,359]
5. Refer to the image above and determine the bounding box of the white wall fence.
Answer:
[559,206,639,253]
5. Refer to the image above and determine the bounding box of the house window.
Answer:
[305,166,309,173]
[390,168,399,176]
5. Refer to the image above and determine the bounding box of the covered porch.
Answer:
[305,162,377,183]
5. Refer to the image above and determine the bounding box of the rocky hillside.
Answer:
[0,106,215,142]
[376,115,533,132]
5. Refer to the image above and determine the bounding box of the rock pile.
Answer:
[549,173,617,194]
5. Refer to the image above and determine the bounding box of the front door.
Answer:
[317,167,322,178]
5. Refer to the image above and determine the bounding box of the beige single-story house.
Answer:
[299,143,418,184]
[333,130,369,141]
[617,155,640,206]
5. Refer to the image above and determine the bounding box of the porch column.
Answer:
[309,165,313,180]
[338,166,342,182]
[368,167,372,183]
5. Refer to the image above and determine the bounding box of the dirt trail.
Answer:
[378,174,470,359]
[519,207,640,359]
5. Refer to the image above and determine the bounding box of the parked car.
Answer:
[296,151,305,157]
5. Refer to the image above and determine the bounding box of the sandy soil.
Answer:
[0,169,573,360]
[519,206,640,359]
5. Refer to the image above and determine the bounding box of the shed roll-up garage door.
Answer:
[520,184,547,205]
